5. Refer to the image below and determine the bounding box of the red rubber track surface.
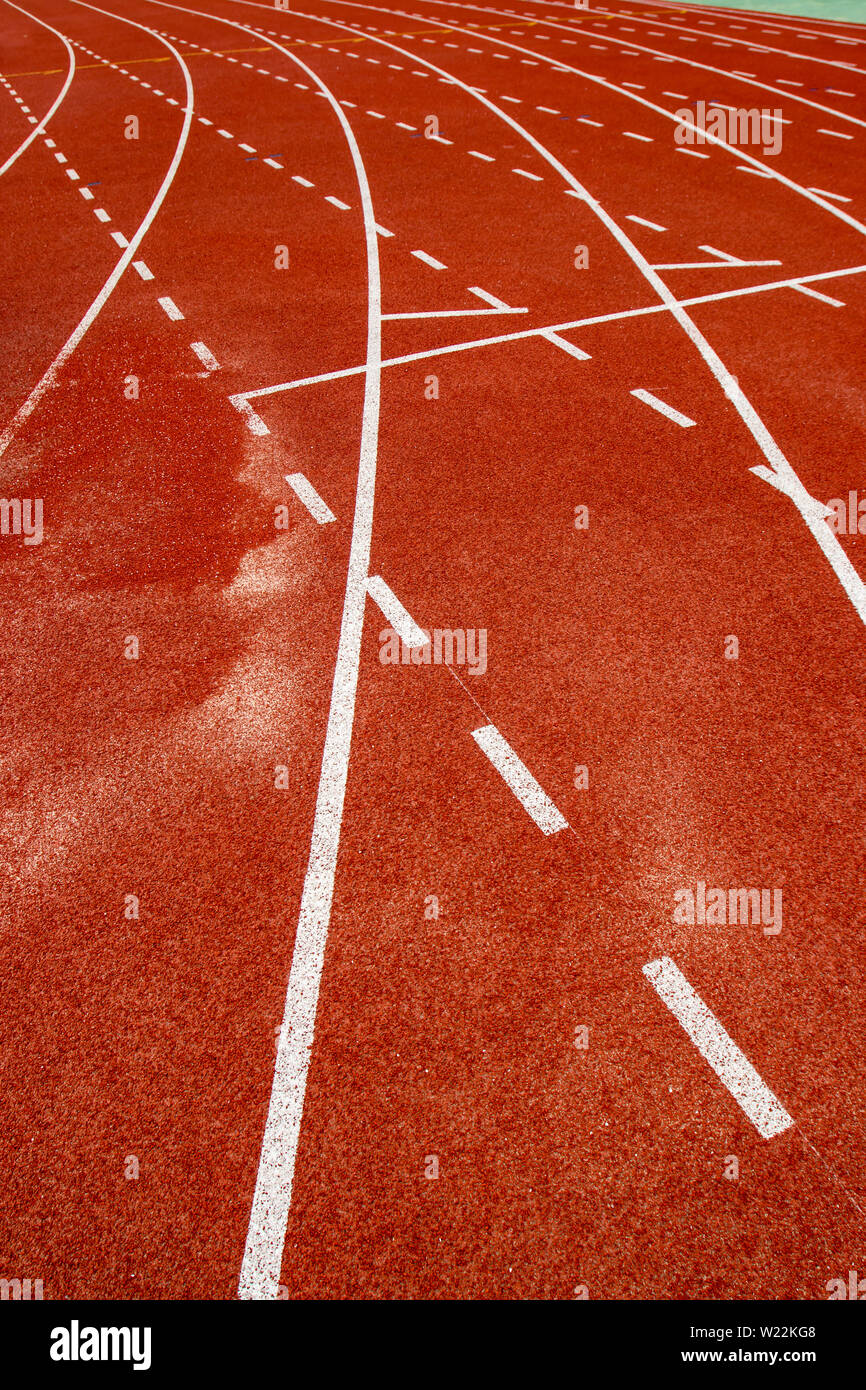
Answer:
[0,0,865,1300]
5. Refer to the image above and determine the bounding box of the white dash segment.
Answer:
[157,295,184,321]
[366,575,427,648]
[626,215,667,231]
[264,157,283,169]
[292,175,314,187]
[512,167,543,180]
[230,394,269,436]
[325,195,351,209]
[190,340,220,370]
[111,231,129,248]
[541,330,591,361]
[631,389,695,428]
[471,725,567,836]
[468,149,495,161]
[468,286,512,310]
[411,249,447,270]
[642,957,794,1140]
[285,472,336,525]
[132,260,154,281]
[94,208,111,222]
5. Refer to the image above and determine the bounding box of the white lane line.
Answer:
[375,223,394,237]
[366,109,385,118]
[79,185,94,199]
[396,120,416,129]
[94,207,110,221]
[677,148,710,159]
[411,248,447,269]
[157,295,184,320]
[631,389,696,428]
[468,149,495,160]
[537,105,559,113]
[110,231,129,247]
[132,260,154,280]
[541,330,591,360]
[626,215,667,231]
[325,194,350,208]
[239,142,256,152]
[642,957,794,1141]
[809,185,851,202]
[226,16,384,1307]
[230,397,269,435]
[217,127,233,138]
[471,725,568,837]
[263,157,283,168]
[0,5,194,465]
[818,128,854,139]
[623,130,653,141]
[792,281,844,307]
[292,174,314,186]
[365,575,427,647]
[65,166,79,178]
[577,116,603,126]
[468,285,512,309]
[285,472,336,524]
[190,340,220,370]
[827,88,856,96]
[0,1,76,179]
[239,266,866,400]
[512,166,543,179]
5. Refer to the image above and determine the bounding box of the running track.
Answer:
[1,0,865,1301]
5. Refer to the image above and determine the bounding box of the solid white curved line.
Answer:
[599,0,866,43]
[0,0,76,176]
[468,1,866,131]
[510,0,866,73]
[289,0,866,239]
[0,4,194,463]
[146,0,385,1302]
[234,0,866,621]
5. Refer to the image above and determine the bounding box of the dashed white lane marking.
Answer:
[285,472,336,524]
[157,295,184,321]
[677,148,710,159]
[79,186,94,200]
[396,120,416,129]
[627,215,667,231]
[190,340,220,370]
[577,116,603,127]
[512,166,543,179]
[411,248,447,269]
[642,957,794,1141]
[365,575,428,648]
[468,149,495,161]
[239,142,256,153]
[809,185,851,203]
[468,285,512,309]
[132,260,154,281]
[623,131,654,141]
[541,330,591,360]
[537,105,559,113]
[827,89,856,97]
[471,725,568,837]
[111,231,129,247]
[631,389,696,428]
[818,128,854,139]
[94,207,110,222]
[231,397,269,436]
[263,157,283,168]
[663,91,691,99]
[325,195,351,209]
[366,109,386,118]
[292,174,314,187]
[792,282,845,307]
[375,223,394,237]
[65,167,79,179]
